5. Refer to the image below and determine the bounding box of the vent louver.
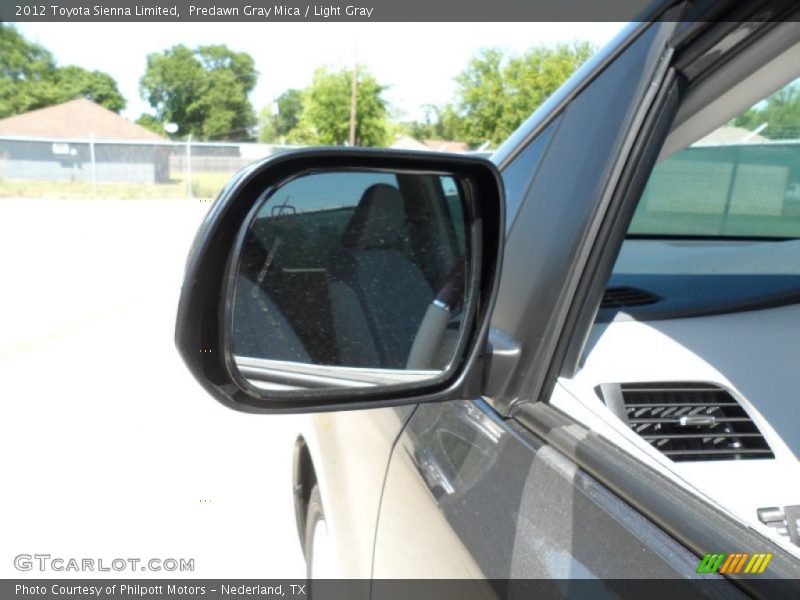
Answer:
[616,382,774,462]
[600,286,661,309]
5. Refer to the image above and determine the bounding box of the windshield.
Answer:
[629,77,800,240]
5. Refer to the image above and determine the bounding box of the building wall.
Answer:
[0,139,169,184]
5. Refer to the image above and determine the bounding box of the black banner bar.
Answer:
[4,0,658,22]
[2,579,790,600]
[5,0,800,23]
[0,0,728,23]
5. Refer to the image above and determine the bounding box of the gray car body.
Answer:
[290,6,800,593]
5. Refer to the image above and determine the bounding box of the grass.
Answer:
[0,171,232,200]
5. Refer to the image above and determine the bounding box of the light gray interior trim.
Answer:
[661,20,800,159]
[236,355,438,388]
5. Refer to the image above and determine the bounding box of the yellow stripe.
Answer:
[758,554,773,574]
[746,554,765,574]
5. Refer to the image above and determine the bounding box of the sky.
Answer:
[16,22,625,124]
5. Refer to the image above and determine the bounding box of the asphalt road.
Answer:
[0,198,306,578]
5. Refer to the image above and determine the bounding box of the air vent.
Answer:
[615,382,774,462]
[600,286,661,309]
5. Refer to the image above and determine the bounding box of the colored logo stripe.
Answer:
[697,553,772,574]
[744,553,772,574]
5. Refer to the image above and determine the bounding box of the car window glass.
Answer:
[629,77,800,239]
[233,170,470,377]
[245,172,398,275]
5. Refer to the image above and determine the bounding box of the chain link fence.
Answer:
[632,141,800,237]
[0,136,304,200]
[0,135,486,201]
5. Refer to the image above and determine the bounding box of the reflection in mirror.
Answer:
[230,169,471,391]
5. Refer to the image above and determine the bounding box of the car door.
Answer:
[372,15,684,579]
[373,400,710,583]
[371,11,800,596]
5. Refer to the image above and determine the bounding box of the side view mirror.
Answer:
[175,149,504,413]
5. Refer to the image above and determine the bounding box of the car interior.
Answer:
[553,27,800,555]
[328,183,438,369]
[233,171,468,374]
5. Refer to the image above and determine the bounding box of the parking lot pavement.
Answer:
[0,198,306,578]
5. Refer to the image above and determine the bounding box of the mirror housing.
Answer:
[175,148,504,413]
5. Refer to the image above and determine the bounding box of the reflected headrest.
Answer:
[340,184,407,250]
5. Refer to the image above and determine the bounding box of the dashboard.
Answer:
[553,238,800,555]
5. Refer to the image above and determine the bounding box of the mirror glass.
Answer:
[229,169,472,391]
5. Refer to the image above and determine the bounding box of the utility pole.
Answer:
[348,61,357,146]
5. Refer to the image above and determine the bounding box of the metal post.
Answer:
[721,146,741,235]
[349,61,357,146]
[89,136,97,196]
[186,134,193,199]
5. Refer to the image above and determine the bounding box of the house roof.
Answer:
[423,139,470,153]
[390,136,472,153]
[390,135,431,151]
[0,98,165,141]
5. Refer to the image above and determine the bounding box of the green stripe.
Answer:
[711,554,726,573]
[697,553,727,574]
[697,554,713,574]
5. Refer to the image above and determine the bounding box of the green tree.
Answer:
[0,24,125,118]
[0,23,57,117]
[0,23,54,81]
[274,88,304,138]
[258,88,303,142]
[288,66,390,147]
[408,104,464,142]
[135,114,167,136]
[140,44,257,140]
[53,66,126,113]
[453,42,595,146]
[734,83,800,140]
